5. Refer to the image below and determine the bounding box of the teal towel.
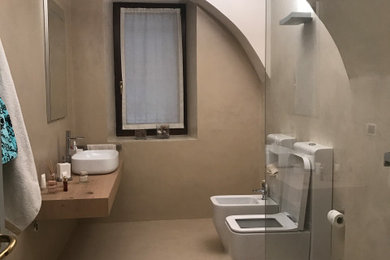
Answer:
[0,97,17,164]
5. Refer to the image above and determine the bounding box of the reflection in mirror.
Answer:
[44,0,67,122]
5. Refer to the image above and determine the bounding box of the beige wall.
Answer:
[318,1,390,259]
[317,0,390,78]
[0,0,77,259]
[0,0,264,258]
[268,1,390,259]
[70,1,264,221]
[203,0,266,65]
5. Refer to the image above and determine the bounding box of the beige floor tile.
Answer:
[59,218,231,260]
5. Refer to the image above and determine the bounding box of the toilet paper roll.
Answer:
[266,163,279,176]
[327,210,345,228]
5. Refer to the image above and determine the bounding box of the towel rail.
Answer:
[0,234,16,259]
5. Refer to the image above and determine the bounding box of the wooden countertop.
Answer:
[38,161,123,220]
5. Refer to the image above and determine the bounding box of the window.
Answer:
[113,3,187,136]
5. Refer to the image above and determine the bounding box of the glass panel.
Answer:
[264,1,333,260]
[263,0,390,258]
[121,8,184,130]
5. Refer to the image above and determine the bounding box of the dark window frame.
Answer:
[113,2,187,137]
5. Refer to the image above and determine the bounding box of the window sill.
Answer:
[107,135,198,143]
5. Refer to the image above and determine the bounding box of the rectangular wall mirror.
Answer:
[44,0,67,122]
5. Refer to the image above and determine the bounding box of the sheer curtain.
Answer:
[121,8,184,130]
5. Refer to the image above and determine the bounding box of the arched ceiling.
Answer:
[192,0,267,82]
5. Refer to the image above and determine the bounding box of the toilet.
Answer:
[210,134,296,250]
[225,142,333,260]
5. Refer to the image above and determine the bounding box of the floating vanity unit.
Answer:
[38,160,122,220]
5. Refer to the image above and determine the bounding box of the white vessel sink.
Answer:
[72,150,119,175]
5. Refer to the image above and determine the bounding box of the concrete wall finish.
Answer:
[0,0,265,259]
[70,1,265,221]
[0,0,77,260]
[268,1,390,259]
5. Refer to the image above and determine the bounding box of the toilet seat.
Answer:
[226,213,298,233]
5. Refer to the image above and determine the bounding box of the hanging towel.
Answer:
[0,97,18,164]
[0,38,41,233]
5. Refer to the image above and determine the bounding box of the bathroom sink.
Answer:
[71,150,119,175]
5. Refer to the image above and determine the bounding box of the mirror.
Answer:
[44,0,67,122]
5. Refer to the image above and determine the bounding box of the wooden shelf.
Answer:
[38,161,123,220]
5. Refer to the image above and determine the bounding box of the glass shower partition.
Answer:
[264,0,335,260]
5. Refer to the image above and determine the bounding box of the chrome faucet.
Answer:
[252,180,269,200]
[65,130,84,163]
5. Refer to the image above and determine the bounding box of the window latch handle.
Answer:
[120,81,123,95]
[119,80,123,95]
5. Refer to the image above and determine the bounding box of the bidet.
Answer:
[210,195,279,250]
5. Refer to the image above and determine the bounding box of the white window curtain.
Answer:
[120,8,184,130]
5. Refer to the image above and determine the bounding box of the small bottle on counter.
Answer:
[79,171,88,183]
[63,177,68,192]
